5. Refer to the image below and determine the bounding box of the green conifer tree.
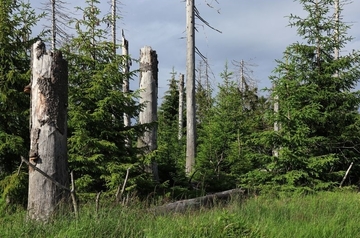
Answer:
[0,0,44,178]
[63,0,145,192]
[157,69,187,193]
[265,0,360,191]
[196,62,265,192]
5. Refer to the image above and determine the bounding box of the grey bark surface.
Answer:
[138,46,159,181]
[186,0,196,175]
[178,73,184,140]
[112,0,116,53]
[273,87,279,157]
[122,30,131,129]
[27,40,69,221]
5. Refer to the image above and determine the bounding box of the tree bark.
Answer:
[138,46,159,182]
[178,73,184,140]
[186,0,196,175]
[273,83,279,157]
[122,30,131,130]
[27,40,69,221]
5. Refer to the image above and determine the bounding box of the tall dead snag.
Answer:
[138,46,159,182]
[273,86,279,157]
[122,30,131,130]
[186,0,196,175]
[27,40,69,221]
[178,73,184,140]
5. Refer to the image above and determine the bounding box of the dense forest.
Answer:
[1,0,360,218]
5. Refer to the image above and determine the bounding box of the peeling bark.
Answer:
[27,40,69,222]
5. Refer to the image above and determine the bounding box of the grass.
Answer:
[1,190,360,237]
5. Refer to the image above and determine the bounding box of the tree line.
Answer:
[1,0,360,217]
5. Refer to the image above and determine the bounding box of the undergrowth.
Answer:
[1,189,360,237]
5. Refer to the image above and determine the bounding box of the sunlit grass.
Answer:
[1,190,360,237]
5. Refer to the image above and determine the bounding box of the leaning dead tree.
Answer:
[138,46,159,182]
[27,40,69,221]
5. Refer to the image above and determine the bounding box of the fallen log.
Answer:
[152,188,244,214]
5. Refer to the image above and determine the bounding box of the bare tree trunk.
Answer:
[122,30,131,130]
[112,0,116,54]
[334,0,339,61]
[27,40,69,221]
[51,0,56,51]
[273,88,279,157]
[178,73,184,140]
[138,46,159,182]
[186,0,196,175]
[333,0,340,79]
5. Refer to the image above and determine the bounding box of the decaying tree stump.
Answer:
[138,46,159,182]
[27,40,69,221]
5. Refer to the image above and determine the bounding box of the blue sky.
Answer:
[33,0,360,98]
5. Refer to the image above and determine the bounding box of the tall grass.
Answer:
[1,190,360,237]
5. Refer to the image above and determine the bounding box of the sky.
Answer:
[33,0,360,99]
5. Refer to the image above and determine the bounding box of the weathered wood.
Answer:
[112,0,116,54]
[273,83,279,157]
[122,30,131,130]
[178,73,184,140]
[186,0,196,175]
[27,40,69,221]
[153,188,244,214]
[138,46,159,181]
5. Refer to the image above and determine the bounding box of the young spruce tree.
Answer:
[267,0,360,191]
[63,0,145,192]
[156,69,187,193]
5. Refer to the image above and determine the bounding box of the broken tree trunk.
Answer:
[138,46,159,182]
[152,188,244,214]
[27,40,69,221]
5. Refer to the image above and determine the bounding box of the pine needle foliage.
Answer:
[0,0,44,178]
[62,0,146,192]
[259,0,360,191]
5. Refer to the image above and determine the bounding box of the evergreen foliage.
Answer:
[0,0,44,178]
[253,0,360,191]
[156,69,188,195]
[196,62,267,192]
[63,0,146,192]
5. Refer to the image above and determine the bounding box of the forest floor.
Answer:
[1,189,359,237]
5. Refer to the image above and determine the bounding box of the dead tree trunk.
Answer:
[273,84,279,158]
[178,73,184,140]
[152,188,244,214]
[186,0,196,175]
[138,46,159,182]
[122,30,131,130]
[27,40,69,221]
